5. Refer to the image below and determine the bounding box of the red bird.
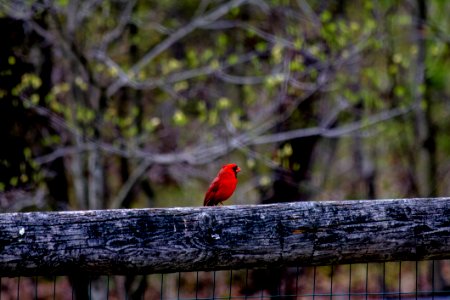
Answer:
[204,164,241,206]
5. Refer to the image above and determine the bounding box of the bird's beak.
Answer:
[236,167,241,173]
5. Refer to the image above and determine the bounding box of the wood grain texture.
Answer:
[0,198,449,276]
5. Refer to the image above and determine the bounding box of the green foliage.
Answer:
[1,0,450,210]
[12,74,42,96]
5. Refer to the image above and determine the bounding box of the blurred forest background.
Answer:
[1,0,450,211]
[1,0,450,299]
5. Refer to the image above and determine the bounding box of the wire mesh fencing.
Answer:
[2,260,450,300]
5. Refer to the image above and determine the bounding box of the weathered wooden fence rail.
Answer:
[0,198,449,277]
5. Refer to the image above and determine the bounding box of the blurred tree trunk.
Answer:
[262,101,320,204]
[253,14,323,300]
[118,21,150,300]
[385,3,420,197]
[254,3,349,298]
[0,19,36,198]
[414,0,437,198]
[349,30,376,200]
[35,14,70,210]
[352,103,377,200]
[414,0,446,292]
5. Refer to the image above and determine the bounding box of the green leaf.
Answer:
[173,110,187,126]
[10,176,18,187]
[320,10,332,23]
[217,97,231,109]
[227,54,239,65]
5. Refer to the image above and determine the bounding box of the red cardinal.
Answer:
[203,164,241,206]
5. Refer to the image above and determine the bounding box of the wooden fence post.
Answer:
[0,198,449,276]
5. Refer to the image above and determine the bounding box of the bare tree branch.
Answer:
[252,106,413,145]
[94,50,261,90]
[106,0,249,96]
[109,159,153,209]
[76,0,103,27]
[96,0,137,52]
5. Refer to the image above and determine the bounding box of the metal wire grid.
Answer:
[1,260,449,300]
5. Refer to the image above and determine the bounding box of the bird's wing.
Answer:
[203,176,221,206]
